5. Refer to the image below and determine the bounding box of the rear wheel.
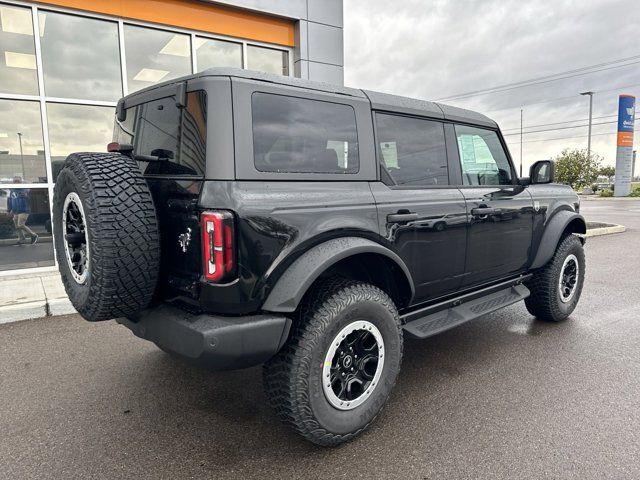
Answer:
[263,278,402,446]
[53,152,160,321]
[525,234,585,322]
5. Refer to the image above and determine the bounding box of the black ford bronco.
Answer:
[53,68,586,446]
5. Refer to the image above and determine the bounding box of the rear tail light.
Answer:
[201,211,236,282]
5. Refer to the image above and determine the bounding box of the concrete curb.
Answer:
[0,300,48,325]
[0,297,76,325]
[585,224,626,238]
[0,272,76,326]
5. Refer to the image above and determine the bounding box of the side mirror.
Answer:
[530,160,555,184]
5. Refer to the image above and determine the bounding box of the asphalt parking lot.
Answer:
[1,199,639,479]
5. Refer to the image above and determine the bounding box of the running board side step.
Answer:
[402,284,530,339]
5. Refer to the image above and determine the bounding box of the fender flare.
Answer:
[530,210,586,269]
[261,237,415,313]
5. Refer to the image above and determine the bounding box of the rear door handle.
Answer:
[387,212,419,223]
[471,207,502,216]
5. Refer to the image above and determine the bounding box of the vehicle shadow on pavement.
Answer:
[106,305,577,469]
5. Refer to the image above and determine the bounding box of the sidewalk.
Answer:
[0,270,76,324]
[579,194,640,201]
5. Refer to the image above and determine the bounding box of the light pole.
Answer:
[17,132,25,179]
[520,108,523,177]
[580,91,594,159]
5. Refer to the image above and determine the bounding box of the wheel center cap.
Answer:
[342,355,353,368]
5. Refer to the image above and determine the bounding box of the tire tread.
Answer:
[53,152,160,321]
[263,277,402,446]
[525,234,584,322]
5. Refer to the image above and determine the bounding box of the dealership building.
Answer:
[0,0,344,275]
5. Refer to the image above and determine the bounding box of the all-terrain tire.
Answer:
[525,234,585,322]
[53,152,160,321]
[263,278,403,446]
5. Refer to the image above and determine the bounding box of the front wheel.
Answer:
[525,234,585,322]
[263,278,403,446]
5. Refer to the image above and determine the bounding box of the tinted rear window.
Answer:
[114,90,207,176]
[251,92,359,174]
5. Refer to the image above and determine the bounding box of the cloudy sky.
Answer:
[344,0,640,170]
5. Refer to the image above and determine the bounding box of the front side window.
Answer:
[117,90,207,176]
[376,113,448,186]
[252,93,359,174]
[455,125,513,186]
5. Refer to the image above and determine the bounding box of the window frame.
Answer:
[232,78,376,182]
[450,123,518,188]
[372,111,454,189]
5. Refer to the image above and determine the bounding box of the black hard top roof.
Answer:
[126,67,497,128]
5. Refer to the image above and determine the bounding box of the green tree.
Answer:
[599,166,615,178]
[553,148,602,189]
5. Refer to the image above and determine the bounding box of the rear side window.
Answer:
[251,92,359,174]
[114,90,207,176]
[375,113,448,186]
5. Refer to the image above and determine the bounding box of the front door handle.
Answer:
[471,207,502,216]
[387,212,419,223]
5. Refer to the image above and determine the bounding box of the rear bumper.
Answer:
[117,304,291,370]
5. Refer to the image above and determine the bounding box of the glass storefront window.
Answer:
[0,187,54,270]
[46,103,114,180]
[40,11,121,101]
[0,99,45,184]
[246,45,288,76]
[0,4,38,95]
[195,37,242,71]
[124,25,191,93]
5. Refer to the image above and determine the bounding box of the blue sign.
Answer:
[617,95,635,133]
[615,94,635,196]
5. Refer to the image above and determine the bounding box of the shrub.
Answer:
[599,189,613,197]
[599,166,615,178]
[554,148,602,189]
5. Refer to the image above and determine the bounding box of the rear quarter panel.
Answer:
[198,181,379,314]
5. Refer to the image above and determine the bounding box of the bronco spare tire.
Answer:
[53,152,160,321]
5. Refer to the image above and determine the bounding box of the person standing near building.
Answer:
[8,176,38,245]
